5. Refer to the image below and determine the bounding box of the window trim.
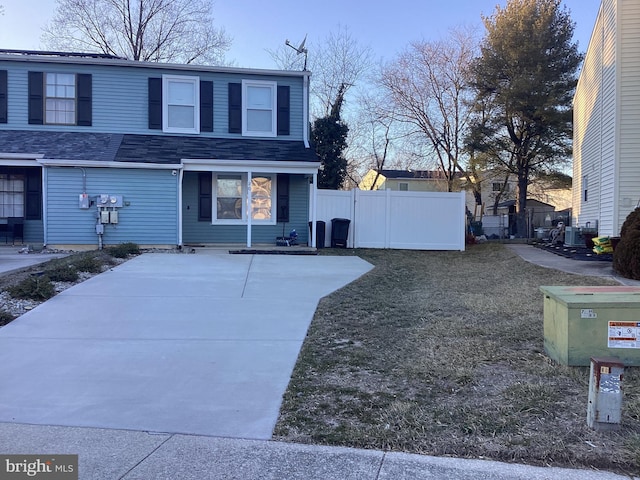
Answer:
[212,173,277,225]
[162,74,200,134]
[242,80,277,137]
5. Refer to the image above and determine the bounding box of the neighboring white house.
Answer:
[573,0,640,236]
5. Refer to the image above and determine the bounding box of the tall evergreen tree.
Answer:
[313,84,349,189]
[470,0,582,236]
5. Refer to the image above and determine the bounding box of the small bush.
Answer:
[72,255,103,273]
[0,309,16,326]
[44,264,79,282]
[108,242,140,259]
[613,207,640,280]
[8,276,55,300]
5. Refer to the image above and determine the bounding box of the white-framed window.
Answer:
[0,173,25,217]
[45,73,75,125]
[398,182,409,191]
[213,173,276,224]
[163,75,200,134]
[242,80,277,137]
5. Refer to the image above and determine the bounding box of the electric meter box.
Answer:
[540,286,640,366]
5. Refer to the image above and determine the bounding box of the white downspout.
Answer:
[303,74,310,148]
[41,167,48,247]
[247,171,252,248]
[177,168,184,246]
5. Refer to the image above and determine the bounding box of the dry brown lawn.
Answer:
[273,243,640,475]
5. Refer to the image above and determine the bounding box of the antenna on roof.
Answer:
[285,34,308,71]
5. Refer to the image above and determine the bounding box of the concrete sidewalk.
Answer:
[0,423,633,480]
[506,244,640,286]
[0,245,69,275]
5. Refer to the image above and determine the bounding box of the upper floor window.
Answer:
[163,75,200,134]
[45,73,76,125]
[399,182,409,191]
[242,80,277,137]
[29,71,92,127]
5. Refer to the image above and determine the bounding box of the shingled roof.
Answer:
[378,169,450,179]
[0,131,317,164]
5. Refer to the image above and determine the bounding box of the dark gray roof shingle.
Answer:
[0,130,123,161]
[0,131,317,164]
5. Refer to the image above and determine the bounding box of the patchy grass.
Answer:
[274,243,640,474]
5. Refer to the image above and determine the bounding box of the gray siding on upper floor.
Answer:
[46,166,178,246]
[182,171,310,245]
[1,60,305,141]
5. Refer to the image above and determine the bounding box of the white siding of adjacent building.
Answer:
[573,0,640,236]
[598,0,619,235]
[617,0,640,232]
[573,2,605,229]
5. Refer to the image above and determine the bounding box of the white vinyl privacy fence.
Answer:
[315,189,466,251]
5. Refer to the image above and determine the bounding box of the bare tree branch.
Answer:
[379,26,479,192]
[42,0,231,64]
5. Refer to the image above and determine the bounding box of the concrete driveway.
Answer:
[0,251,373,439]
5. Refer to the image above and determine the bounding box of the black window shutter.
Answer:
[25,168,42,220]
[148,77,162,130]
[28,71,44,125]
[200,80,213,132]
[0,70,7,123]
[228,82,241,134]
[276,174,290,223]
[277,85,290,136]
[76,74,92,126]
[198,172,212,221]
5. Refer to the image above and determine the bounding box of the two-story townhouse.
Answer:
[0,50,320,249]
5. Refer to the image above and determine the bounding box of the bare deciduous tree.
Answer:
[268,25,372,119]
[379,27,479,194]
[42,0,231,64]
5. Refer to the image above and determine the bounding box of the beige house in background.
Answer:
[361,169,571,220]
[359,169,451,192]
[572,0,640,236]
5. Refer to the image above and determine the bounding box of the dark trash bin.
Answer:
[309,221,326,248]
[331,218,351,248]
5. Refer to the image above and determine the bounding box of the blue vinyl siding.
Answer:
[182,172,310,245]
[2,61,304,140]
[23,219,44,245]
[46,167,178,246]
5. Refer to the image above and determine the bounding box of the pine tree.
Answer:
[469,0,582,236]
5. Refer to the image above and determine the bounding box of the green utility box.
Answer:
[540,286,640,366]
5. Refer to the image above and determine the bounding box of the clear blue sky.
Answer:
[0,0,602,69]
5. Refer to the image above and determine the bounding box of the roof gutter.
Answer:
[37,159,182,169]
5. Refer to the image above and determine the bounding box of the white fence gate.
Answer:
[315,189,466,251]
